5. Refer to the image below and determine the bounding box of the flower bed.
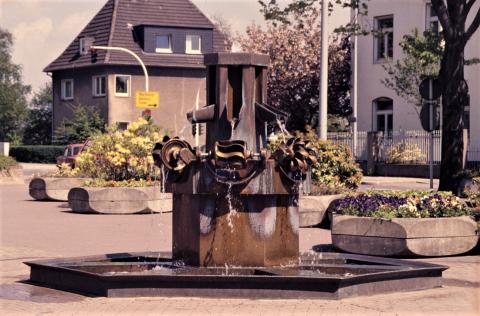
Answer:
[331,191,478,257]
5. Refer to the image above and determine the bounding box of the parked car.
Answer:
[56,140,92,168]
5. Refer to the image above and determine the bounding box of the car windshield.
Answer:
[72,147,81,155]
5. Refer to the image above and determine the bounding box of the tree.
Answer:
[210,14,234,51]
[237,8,352,131]
[430,0,480,192]
[382,29,443,109]
[258,0,369,28]
[0,27,31,144]
[261,0,480,193]
[23,83,53,145]
[54,104,105,144]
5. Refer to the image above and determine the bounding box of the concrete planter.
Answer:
[29,177,89,201]
[299,195,342,227]
[68,186,171,214]
[332,215,479,257]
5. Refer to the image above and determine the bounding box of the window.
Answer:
[117,122,129,130]
[155,35,172,53]
[373,97,393,135]
[114,75,130,97]
[92,75,106,97]
[61,79,74,100]
[374,16,394,61]
[426,3,440,33]
[79,37,94,55]
[186,35,201,54]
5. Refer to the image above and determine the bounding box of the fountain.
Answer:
[25,53,447,299]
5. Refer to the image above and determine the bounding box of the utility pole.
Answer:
[318,0,328,140]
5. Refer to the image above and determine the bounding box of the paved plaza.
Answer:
[0,169,478,315]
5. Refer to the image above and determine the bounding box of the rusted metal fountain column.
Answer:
[154,53,314,267]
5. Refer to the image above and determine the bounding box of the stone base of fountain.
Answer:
[25,251,446,299]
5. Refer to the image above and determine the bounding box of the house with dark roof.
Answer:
[45,0,228,135]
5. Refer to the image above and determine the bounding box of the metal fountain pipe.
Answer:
[186,104,216,123]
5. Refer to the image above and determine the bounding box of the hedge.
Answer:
[10,145,65,163]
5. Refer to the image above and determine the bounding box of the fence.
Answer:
[328,130,479,168]
[327,131,368,161]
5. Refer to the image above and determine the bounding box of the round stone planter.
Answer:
[299,195,342,227]
[29,177,89,201]
[68,186,172,214]
[332,215,479,257]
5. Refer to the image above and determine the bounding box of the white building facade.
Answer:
[355,0,480,151]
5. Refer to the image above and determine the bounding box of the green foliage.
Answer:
[328,114,349,132]
[0,27,31,144]
[75,117,163,182]
[302,127,363,190]
[10,145,64,163]
[0,155,18,171]
[23,82,53,145]
[54,104,105,144]
[382,29,443,107]
[258,0,368,29]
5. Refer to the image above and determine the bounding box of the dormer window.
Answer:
[79,37,94,55]
[155,35,172,53]
[186,35,201,54]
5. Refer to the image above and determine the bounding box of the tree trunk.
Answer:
[438,40,468,192]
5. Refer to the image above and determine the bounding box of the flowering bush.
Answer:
[334,190,471,220]
[75,117,163,182]
[386,142,425,164]
[303,128,362,191]
[47,162,80,177]
[269,127,362,193]
[236,8,352,131]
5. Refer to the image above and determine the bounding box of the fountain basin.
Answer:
[25,252,447,299]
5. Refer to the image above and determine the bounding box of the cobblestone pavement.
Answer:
[1,184,479,315]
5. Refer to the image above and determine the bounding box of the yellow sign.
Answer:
[135,91,159,109]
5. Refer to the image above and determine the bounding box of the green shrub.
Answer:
[75,117,163,181]
[10,145,64,163]
[302,127,362,190]
[269,127,363,191]
[0,155,18,171]
[386,142,425,164]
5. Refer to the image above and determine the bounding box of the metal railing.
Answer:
[328,130,479,168]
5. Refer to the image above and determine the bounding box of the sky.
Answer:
[1,0,349,94]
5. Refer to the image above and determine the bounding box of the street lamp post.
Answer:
[351,3,358,159]
[90,45,149,91]
[318,0,328,140]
